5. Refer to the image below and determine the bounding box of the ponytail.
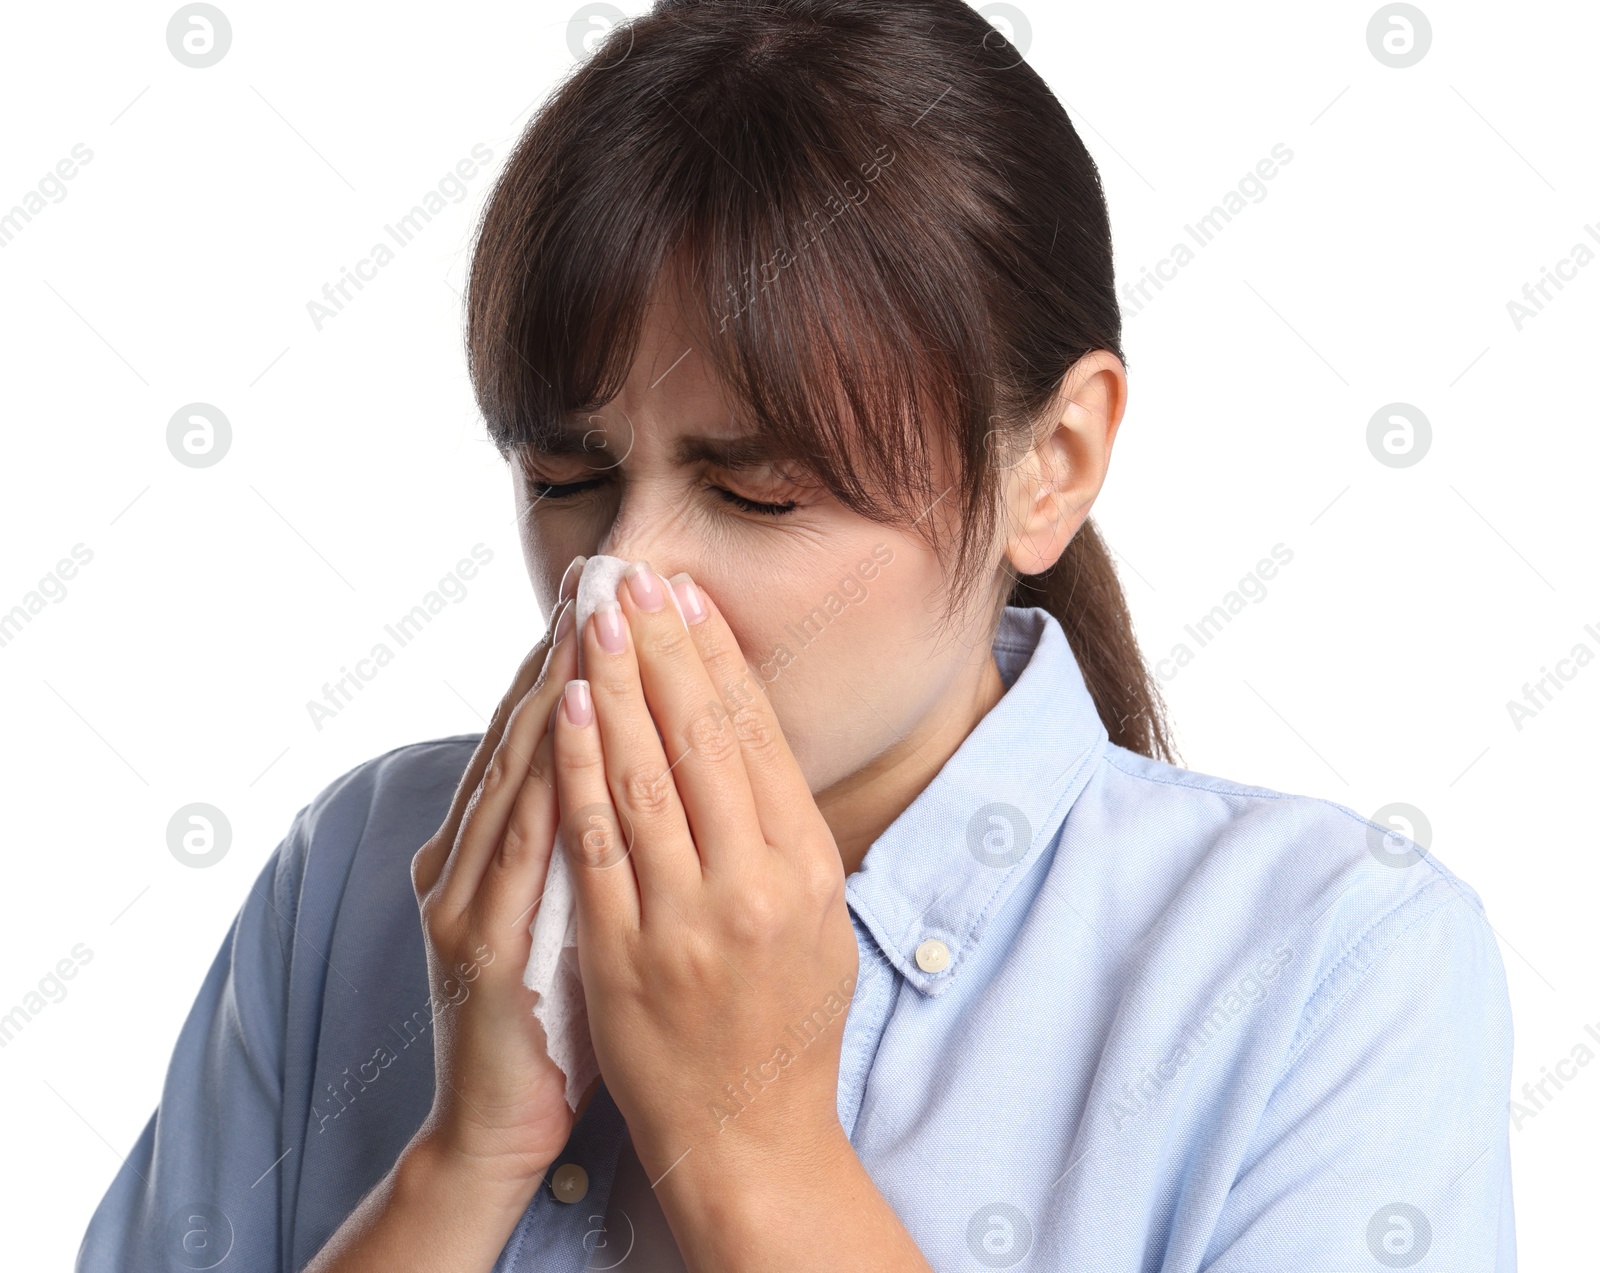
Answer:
[1009,519,1177,762]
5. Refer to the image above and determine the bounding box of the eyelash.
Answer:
[528,477,798,517]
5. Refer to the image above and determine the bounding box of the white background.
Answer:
[1,1,1594,1267]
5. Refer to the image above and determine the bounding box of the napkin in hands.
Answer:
[522,555,689,1111]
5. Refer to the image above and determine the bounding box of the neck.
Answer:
[816,648,1009,876]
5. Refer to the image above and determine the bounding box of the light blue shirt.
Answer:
[77,604,1515,1271]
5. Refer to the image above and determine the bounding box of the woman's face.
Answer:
[512,283,1006,804]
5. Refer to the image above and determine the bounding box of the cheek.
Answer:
[517,525,586,621]
[704,553,940,788]
[512,469,579,617]
[694,589,773,689]
[527,558,559,619]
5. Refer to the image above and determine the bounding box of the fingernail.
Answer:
[560,555,587,603]
[623,559,665,612]
[563,679,592,727]
[553,597,575,644]
[593,600,626,653]
[669,573,706,624]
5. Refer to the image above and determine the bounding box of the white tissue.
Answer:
[523,554,688,1111]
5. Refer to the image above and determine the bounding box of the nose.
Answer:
[595,498,693,583]
[597,546,677,586]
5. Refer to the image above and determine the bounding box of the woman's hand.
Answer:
[549,563,862,1232]
[308,563,601,1273]
[406,563,586,1199]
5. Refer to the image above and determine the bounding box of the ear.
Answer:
[1000,351,1127,577]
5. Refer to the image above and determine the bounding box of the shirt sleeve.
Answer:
[1200,877,1517,1272]
[75,804,310,1273]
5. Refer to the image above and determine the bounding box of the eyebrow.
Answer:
[531,421,794,472]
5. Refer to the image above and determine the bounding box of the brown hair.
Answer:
[464,0,1177,763]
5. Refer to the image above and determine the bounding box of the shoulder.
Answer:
[278,733,485,900]
[304,732,484,830]
[1093,740,1483,912]
[256,733,489,1041]
[1074,757,1515,1268]
[1081,743,1502,1051]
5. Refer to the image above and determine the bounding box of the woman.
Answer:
[77,0,1514,1269]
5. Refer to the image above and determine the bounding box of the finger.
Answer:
[612,562,764,879]
[552,677,642,932]
[664,573,819,852]
[436,596,577,912]
[412,562,584,896]
[475,713,562,947]
[580,584,704,903]
[412,622,555,898]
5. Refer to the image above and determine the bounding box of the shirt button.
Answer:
[915,938,951,973]
[550,1162,589,1204]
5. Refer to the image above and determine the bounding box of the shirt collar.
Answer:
[845,604,1108,996]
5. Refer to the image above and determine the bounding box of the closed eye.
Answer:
[528,477,798,517]
[715,487,799,517]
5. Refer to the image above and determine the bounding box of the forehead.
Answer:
[531,412,789,472]
[573,277,733,437]
[530,267,797,467]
